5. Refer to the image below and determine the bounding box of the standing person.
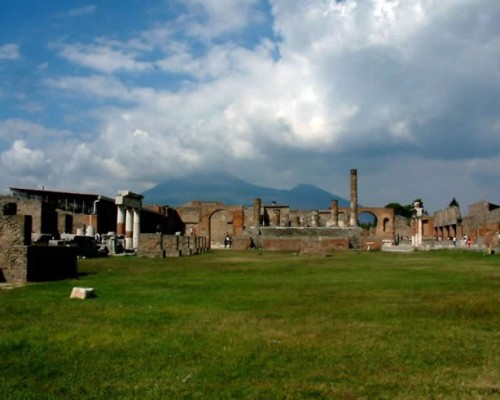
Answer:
[452,236,457,246]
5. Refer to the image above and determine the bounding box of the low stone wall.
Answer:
[262,238,303,252]
[247,227,362,254]
[300,237,350,255]
[260,237,350,254]
[232,237,253,250]
[138,233,164,258]
[361,238,383,251]
[137,234,209,258]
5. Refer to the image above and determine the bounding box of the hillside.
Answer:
[142,173,349,209]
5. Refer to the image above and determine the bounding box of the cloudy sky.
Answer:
[1,0,499,213]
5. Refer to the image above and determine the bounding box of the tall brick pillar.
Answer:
[349,169,358,227]
[253,198,261,227]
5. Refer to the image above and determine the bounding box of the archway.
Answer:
[358,211,377,236]
[209,209,233,247]
[357,207,395,240]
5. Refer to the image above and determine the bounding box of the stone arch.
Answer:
[358,211,379,227]
[358,207,395,240]
[209,209,233,247]
[358,211,377,236]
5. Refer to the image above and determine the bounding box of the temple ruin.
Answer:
[176,169,395,253]
[3,168,497,283]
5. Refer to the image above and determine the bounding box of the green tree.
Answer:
[384,202,413,218]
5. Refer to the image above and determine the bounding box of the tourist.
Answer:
[224,234,232,248]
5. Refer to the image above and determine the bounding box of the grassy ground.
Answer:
[1,250,499,399]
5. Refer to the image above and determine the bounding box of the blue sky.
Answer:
[1,0,499,213]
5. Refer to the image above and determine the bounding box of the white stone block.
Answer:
[70,287,95,299]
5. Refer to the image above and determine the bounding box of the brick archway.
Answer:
[358,207,395,239]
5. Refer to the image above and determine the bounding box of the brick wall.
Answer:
[262,238,303,252]
[300,237,350,255]
[260,237,350,254]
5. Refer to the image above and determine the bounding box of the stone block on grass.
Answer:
[70,287,96,299]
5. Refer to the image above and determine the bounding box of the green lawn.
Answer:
[1,250,499,399]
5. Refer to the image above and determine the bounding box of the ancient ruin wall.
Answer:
[0,214,31,283]
[138,233,209,258]
[254,227,363,253]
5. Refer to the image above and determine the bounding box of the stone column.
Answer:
[116,191,143,252]
[330,199,339,227]
[125,208,134,250]
[133,209,140,250]
[116,206,126,236]
[269,209,280,227]
[310,211,319,227]
[253,198,261,227]
[412,202,423,247]
[349,169,358,227]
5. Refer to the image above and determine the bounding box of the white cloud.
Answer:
[54,43,152,74]
[0,119,70,142]
[43,75,133,100]
[6,0,499,209]
[61,5,96,17]
[183,0,264,41]
[389,121,416,142]
[0,140,49,177]
[0,43,19,60]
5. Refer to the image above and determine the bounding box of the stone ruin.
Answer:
[0,201,77,284]
[176,169,396,254]
[1,169,397,267]
[0,188,211,268]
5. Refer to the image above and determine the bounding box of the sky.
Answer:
[1,0,499,213]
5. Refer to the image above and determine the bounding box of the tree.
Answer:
[384,202,413,218]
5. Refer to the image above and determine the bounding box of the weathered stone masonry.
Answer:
[0,200,77,284]
[137,233,209,258]
[0,210,30,283]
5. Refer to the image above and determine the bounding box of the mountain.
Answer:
[142,173,350,209]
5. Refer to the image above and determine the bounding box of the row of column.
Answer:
[115,191,144,251]
[117,206,141,250]
[329,169,358,227]
[252,169,359,228]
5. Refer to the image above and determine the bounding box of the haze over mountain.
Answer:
[142,173,349,209]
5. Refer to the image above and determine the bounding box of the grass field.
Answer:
[1,250,499,399]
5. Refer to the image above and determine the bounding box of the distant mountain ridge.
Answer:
[142,173,349,209]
